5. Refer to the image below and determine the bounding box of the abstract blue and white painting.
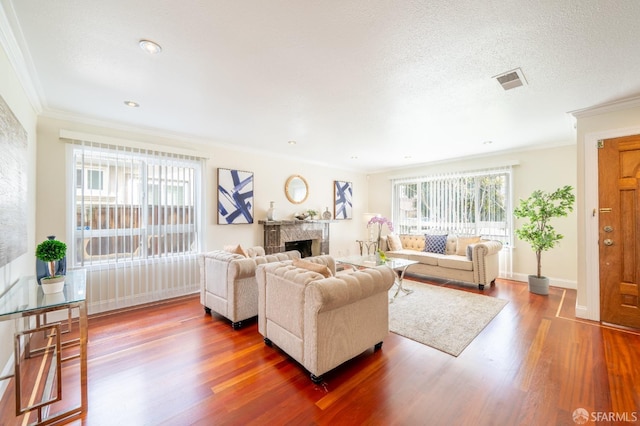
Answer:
[217,168,254,224]
[334,180,353,220]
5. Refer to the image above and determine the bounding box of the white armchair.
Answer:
[256,257,395,383]
[199,247,300,329]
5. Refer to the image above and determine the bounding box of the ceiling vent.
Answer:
[493,68,527,90]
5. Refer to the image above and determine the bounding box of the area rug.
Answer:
[388,281,508,356]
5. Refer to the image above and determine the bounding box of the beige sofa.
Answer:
[256,256,395,383]
[199,247,301,329]
[381,234,502,290]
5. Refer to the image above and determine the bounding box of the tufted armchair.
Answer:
[255,257,395,383]
[199,247,301,329]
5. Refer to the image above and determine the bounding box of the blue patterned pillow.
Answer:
[424,234,448,254]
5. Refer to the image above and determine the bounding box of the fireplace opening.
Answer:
[285,240,312,258]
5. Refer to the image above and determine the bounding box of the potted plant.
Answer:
[513,185,575,295]
[35,237,67,294]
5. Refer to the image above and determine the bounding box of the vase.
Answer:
[267,201,277,221]
[322,207,332,220]
[36,235,66,285]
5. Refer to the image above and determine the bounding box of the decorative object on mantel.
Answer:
[368,215,393,248]
[334,180,353,219]
[267,201,278,221]
[217,168,254,225]
[307,209,318,219]
[513,185,575,295]
[294,211,309,220]
[322,207,332,220]
[35,236,67,294]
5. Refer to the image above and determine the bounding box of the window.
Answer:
[72,146,201,265]
[65,137,205,314]
[392,167,512,245]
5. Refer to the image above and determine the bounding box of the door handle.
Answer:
[603,239,614,246]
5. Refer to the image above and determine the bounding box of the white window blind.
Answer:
[391,166,513,246]
[66,139,204,314]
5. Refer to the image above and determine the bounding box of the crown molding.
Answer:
[0,1,43,112]
[569,94,640,118]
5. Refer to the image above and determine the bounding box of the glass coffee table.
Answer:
[335,255,418,301]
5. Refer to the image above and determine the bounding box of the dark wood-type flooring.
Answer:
[1,277,639,425]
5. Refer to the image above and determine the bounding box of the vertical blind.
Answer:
[391,166,513,245]
[67,139,204,314]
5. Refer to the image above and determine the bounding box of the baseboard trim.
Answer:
[507,272,577,289]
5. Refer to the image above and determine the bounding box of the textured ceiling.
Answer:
[4,0,640,172]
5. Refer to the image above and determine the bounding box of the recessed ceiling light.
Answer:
[483,140,493,145]
[139,39,162,55]
[288,140,297,145]
[124,100,140,108]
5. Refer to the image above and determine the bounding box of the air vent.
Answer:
[493,68,527,90]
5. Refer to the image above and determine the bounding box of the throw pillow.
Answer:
[466,244,475,261]
[224,244,248,258]
[387,234,403,251]
[456,236,481,256]
[293,258,333,278]
[424,234,448,254]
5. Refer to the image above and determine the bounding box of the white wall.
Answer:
[0,41,38,398]
[36,116,369,259]
[367,144,578,287]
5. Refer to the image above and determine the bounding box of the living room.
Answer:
[1,1,640,424]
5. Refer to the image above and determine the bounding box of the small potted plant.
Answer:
[307,209,318,220]
[35,237,67,294]
[513,185,575,295]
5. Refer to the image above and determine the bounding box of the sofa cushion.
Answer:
[405,251,442,266]
[399,235,425,251]
[437,255,473,271]
[445,235,457,255]
[293,258,333,278]
[455,236,481,256]
[387,234,403,251]
[424,234,448,254]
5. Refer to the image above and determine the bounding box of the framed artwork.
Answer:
[334,180,353,220]
[217,168,254,224]
[0,95,28,267]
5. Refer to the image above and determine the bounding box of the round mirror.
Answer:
[285,175,309,204]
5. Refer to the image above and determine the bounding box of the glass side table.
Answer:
[0,269,87,425]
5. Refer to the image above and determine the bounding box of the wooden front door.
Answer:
[599,135,640,328]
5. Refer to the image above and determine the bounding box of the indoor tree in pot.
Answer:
[513,185,575,295]
[35,237,67,294]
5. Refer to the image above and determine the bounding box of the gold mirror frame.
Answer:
[285,175,309,204]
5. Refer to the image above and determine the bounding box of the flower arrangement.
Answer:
[367,216,393,247]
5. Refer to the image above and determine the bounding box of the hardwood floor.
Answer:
[2,277,639,425]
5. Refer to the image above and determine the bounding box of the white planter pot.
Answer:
[41,275,65,294]
[528,275,549,295]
